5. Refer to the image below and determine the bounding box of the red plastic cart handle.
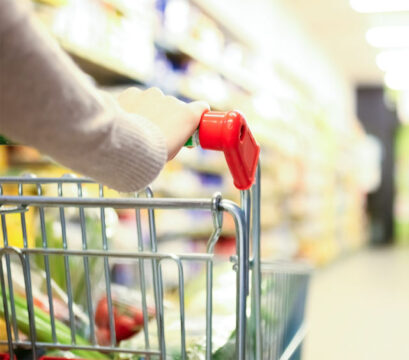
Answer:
[198,110,260,190]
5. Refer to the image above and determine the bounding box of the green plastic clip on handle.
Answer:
[184,130,200,147]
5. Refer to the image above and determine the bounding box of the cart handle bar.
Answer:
[186,111,260,190]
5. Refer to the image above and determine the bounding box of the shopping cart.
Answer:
[0,111,311,360]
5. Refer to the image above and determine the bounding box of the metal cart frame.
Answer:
[0,165,309,359]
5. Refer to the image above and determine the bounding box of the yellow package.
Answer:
[0,318,9,353]
[0,208,36,248]
[0,182,37,248]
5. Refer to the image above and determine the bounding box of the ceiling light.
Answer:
[350,0,409,13]
[366,26,409,48]
[385,70,409,90]
[376,49,409,71]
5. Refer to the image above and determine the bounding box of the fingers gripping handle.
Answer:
[197,111,260,190]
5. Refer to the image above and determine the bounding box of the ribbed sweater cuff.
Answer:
[108,110,168,192]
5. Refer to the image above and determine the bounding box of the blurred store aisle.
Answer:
[303,247,409,360]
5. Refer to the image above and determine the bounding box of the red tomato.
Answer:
[94,295,156,344]
[95,297,117,328]
[114,315,139,342]
[96,327,111,346]
[133,308,144,327]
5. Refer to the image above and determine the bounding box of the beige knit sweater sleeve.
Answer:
[0,0,167,192]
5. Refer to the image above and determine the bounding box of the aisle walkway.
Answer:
[303,246,409,360]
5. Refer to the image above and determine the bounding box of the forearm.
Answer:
[0,0,167,191]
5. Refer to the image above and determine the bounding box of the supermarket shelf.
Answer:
[179,40,257,93]
[176,83,229,111]
[60,39,149,85]
[190,0,255,49]
[61,39,227,110]
[157,37,258,94]
[60,38,233,110]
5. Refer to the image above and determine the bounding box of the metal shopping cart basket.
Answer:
[0,111,311,360]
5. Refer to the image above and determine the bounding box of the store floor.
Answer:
[303,246,409,360]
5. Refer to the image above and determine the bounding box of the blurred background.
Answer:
[1,0,409,359]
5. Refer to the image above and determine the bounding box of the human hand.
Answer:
[117,87,209,160]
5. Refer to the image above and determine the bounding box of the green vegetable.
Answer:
[0,291,109,359]
[43,350,78,359]
[34,213,106,306]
